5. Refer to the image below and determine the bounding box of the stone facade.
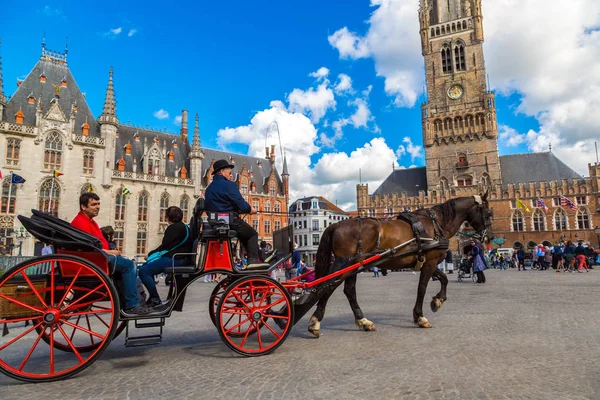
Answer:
[357,0,600,249]
[0,45,289,257]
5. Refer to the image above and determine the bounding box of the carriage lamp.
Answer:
[14,226,30,257]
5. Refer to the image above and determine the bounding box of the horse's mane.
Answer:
[395,197,470,223]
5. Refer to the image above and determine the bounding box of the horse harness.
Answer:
[354,210,449,271]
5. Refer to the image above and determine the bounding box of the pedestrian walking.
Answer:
[470,239,487,283]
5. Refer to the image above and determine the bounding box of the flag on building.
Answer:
[560,195,577,211]
[537,197,549,213]
[53,170,64,178]
[515,198,530,213]
[122,186,132,195]
[87,183,95,193]
[10,173,26,184]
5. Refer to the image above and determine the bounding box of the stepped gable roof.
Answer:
[499,152,583,188]
[4,59,98,136]
[372,167,428,197]
[289,196,347,214]
[201,148,282,195]
[114,124,190,175]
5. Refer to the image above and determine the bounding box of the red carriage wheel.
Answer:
[0,255,119,383]
[216,276,293,356]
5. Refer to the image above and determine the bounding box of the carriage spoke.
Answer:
[261,296,285,309]
[92,312,110,329]
[0,293,44,315]
[0,315,43,324]
[57,266,83,306]
[255,321,263,349]
[0,320,44,351]
[65,295,109,313]
[239,321,253,347]
[62,319,106,339]
[62,283,106,312]
[224,316,251,335]
[62,309,112,318]
[85,315,95,346]
[56,324,84,363]
[19,271,48,308]
[49,323,55,374]
[261,319,283,339]
[69,315,82,341]
[50,260,55,308]
[17,326,46,372]
[231,290,251,310]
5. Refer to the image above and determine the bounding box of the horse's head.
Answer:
[465,191,493,233]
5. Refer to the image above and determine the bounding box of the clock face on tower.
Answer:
[447,84,464,100]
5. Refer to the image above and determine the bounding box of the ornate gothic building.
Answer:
[357,0,600,249]
[0,43,289,257]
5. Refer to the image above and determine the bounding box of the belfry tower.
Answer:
[419,0,500,194]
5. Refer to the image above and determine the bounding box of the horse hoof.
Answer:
[416,316,432,328]
[308,328,320,338]
[430,298,442,313]
[355,318,377,332]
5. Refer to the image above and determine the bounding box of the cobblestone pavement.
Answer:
[2,269,600,399]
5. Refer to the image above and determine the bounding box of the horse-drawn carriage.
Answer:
[0,194,493,383]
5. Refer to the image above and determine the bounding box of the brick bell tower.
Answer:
[419,0,501,194]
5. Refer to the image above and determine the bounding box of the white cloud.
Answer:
[327,27,371,59]
[287,83,336,123]
[104,27,123,38]
[173,115,182,125]
[308,67,330,81]
[128,29,137,37]
[328,0,423,107]
[401,137,422,161]
[153,109,169,120]
[498,125,525,147]
[41,6,66,19]
[334,73,354,94]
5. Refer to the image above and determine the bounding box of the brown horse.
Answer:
[294,194,492,337]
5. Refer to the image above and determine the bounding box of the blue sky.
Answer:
[2,0,598,209]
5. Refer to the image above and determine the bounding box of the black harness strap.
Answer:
[427,209,445,240]
[356,217,383,256]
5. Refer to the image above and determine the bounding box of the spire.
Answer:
[282,151,289,176]
[189,113,203,159]
[0,38,5,104]
[98,67,118,125]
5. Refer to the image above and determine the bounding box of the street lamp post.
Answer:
[15,227,30,257]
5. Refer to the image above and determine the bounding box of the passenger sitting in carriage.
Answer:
[71,192,149,316]
[138,206,193,307]
[205,159,268,269]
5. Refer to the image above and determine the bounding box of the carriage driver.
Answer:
[71,192,149,316]
[205,159,268,269]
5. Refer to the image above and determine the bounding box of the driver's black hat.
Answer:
[212,159,235,175]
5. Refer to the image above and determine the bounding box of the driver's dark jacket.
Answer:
[205,174,251,214]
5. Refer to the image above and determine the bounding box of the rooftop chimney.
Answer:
[181,110,188,140]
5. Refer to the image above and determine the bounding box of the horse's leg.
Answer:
[343,274,376,332]
[413,261,436,328]
[308,283,342,338]
[430,268,448,313]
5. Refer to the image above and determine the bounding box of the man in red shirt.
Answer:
[72,193,148,315]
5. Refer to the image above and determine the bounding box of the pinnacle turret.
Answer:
[98,67,118,125]
[189,113,203,159]
[282,152,289,176]
[0,38,5,105]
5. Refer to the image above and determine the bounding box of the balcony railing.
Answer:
[112,170,194,187]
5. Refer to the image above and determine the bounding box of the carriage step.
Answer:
[125,334,163,347]
[135,318,165,329]
[124,318,165,347]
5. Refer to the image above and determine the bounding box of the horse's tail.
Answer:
[315,224,336,278]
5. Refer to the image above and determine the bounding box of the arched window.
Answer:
[269,185,276,197]
[274,202,281,213]
[115,191,126,221]
[38,178,60,217]
[457,153,468,167]
[147,149,161,175]
[264,201,271,213]
[532,209,546,231]
[439,177,449,193]
[431,28,435,37]
[180,194,190,222]
[44,132,63,170]
[138,191,149,222]
[576,208,591,229]
[512,210,524,232]
[6,138,21,166]
[83,150,94,175]
[159,192,170,223]
[0,178,17,214]
[454,42,466,71]
[554,208,567,230]
[462,21,467,30]
[441,45,453,74]
[436,27,440,36]
[441,25,446,35]
[480,173,490,187]
[456,175,472,187]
